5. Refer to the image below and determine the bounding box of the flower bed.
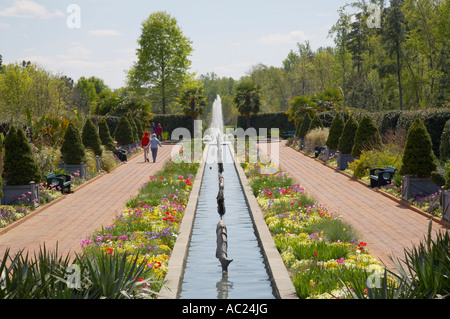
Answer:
[80,147,200,295]
[241,158,388,299]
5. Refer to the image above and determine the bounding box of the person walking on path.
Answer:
[149,122,156,135]
[155,123,163,141]
[141,131,151,162]
[150,133,162,162]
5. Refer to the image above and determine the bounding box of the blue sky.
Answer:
[1,0,353,89]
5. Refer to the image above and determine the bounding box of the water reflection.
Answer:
[216,272,233,299]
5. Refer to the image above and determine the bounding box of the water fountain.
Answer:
[178,96,276,299]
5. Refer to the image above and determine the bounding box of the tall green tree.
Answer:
[82,118,102,157]
[179,80,207,133]
[61,122,86,165]
[382,0,406,110]
[127,11,193,114]
[233,80,261,129]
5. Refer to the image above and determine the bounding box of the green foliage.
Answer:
[237,112,295,136]
[400,118,437,177]
[127,116,139,142]
[114,116,135,145]
[326,113,345,149]
[337,116,358,154]
[82,119,102,157]
[308,112,324,132]
[127,11,193,114]
[351,116,381,158]
[297,112,311,139]
[60,122,86,165]
[440,119,450,161]
[2,126,41,185]
[444,163,450,190]
[233,80,262,128]
[305,218,359,243]
[98,119,115,151]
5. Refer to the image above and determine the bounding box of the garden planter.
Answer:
[2,181,39,208]
[319,147,336,162]
[95,155,102,172]
[442,188,450,223]
[336,152,354,170]
[299,138,305,151]
[401,174,440,201]
[58,162,87,180]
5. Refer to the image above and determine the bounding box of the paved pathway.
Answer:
[0,145,175,259]
[260,141,448,271]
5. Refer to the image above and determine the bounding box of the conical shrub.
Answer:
[337,116,358,154]
[326,113,344,150]
[351,116,381,158]
[309,113,324,132]
[400,118,437,178]
[127,116,139,142]
[82,118,102,157]
[98,119,115,151]
[297,113,311,139]
[61,122,86,165]
[439,119,450,161]
[2,126,41,185]
[114,116,134,145]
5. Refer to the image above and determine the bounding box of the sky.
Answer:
[0,0,355,89]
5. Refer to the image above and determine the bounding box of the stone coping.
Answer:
[159,142,298,299]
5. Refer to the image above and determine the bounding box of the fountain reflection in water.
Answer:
[179,96,275,299]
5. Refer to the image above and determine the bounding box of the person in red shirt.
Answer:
[141,131,150,162]
[155,123,163,141]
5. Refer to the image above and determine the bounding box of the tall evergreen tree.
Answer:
[61,122,86,165]
[351,116,381,158]
[82,118,102,156]
[400,118,437,177]
[114,116,134,145]
[98,119,115,151]
[326,113,345,150]
[2,126,41,185]
[338,116,358,154]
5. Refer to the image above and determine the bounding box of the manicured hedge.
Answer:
[237,112,295,135]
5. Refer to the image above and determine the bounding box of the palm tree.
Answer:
[179,81,207,135]
[233,80,261,129]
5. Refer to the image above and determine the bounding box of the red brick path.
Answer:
[260,142,448,270]
[0,145,174,259]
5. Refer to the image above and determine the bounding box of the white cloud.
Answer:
[258,30,311,45]
[0,0,64,19]
[0,22,11,29]
[88,29,123,36]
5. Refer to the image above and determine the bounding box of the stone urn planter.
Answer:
[2,181,40,208]
[442,188,450,223]
[336,152,354,170]
[58,162,87,180]
[401,174,440,201]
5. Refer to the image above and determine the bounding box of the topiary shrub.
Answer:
[2,126,41,185]
[297,113,311,139]
[114,116,134,146]
[82,118,102,157]
[98,118,115,151]
[60,122,86,165]
[326,113,344,150]
[127,116,139,142]
[309,112,324,132]
[135,118,144,139]
[351,116,381,158]
[444,164,450,190]
[439,119,450,161]
[337,116,358,154]
[399,118,437,178]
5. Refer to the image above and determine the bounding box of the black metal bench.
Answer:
[281,130,296,139]
[45,173,71,194]
[369,166,397,188]
[314,146,326,158]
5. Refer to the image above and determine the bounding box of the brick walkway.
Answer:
[0,145,174,259]
[260,141,448,271]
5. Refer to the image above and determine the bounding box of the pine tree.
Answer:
[114,116,134,145]
[400,118,437,178]
[61,122,86,165]
[82,118,103,157]
[326,113,344,150]
[2,126,41,185]
[337,116,358,154]
[351,116,381,158]
[98,119,115,151]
